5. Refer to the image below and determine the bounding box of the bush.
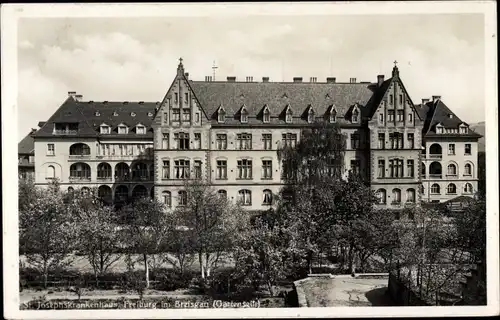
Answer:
[152,268,196,291]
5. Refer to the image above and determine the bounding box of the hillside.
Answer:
[469,122,485,152]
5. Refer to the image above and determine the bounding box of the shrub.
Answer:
[152,268,196,291]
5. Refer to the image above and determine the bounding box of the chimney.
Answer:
[432,95,441,103]
[246,76,253,82]
[74,94,83,102]
[184,72,189,79]
[68,91,77,99]
[31,128,37,134]
[139,101,144,105]
[262,77,270,83]
[205,76,213,82]
[349,77,357,83]
[326,77,336,83]
[422,98,430,105]
[310,77,317,83]
[377,75,385,86]
[293,77,303,83]
[227,76,236,82]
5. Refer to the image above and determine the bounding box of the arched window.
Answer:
[447,183,457,194]
[431,184,441,194]
[46,165,55,179]
[132,185,148,200]
[429,162,442,177]
[218,108,225,123]
[464,163,472,176]
[429,143,442,156]
[238,189,252,206]
[114,185,129,203]
[262,189,273,205]
[98,185,112,204]
[132,162,149,180]
[263,108,270,123]
[352,109,359,123]
[392,188,401,204]
[70,163,91,179]
[447,164,457,175]
[69,143,91,156]
[464,183,473,194]
[240,108,248,123]
[406,188,416,203]
[376,189,387,204]
[285,108,293,123]
[307,109,314,123]
[97,163,112,179]
[115,162,130,181]
[217,190,227,200]
[162,191,171,207]
[178,190,187,206]
[329,108,336,123]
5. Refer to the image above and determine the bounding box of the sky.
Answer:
[17,13,485,140]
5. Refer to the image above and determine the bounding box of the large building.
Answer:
[30,59,481,210]
[18,129,36,180]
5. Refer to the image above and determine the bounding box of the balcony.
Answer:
[428,154,442,160]
[69,176,91,182]
[69,154,91,160]
[429,174,442,179]
[97,177,113,182]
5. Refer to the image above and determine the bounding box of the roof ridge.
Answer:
[425,101,439,135]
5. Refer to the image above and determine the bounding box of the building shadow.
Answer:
[364,287,396,306]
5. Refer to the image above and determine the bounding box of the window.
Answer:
[329,110,336,123]
[70,163,91,179]
[447,183,457,194]
[389,159,404,178]
[216,134,227,150]
[376,189,386,204]
[174,93,178,103]
[397,110,404,122]
[262,134,272,150]
[389,133,403,149]
[97,163,112,179]
[178,191,187,206]
[447,164,457,175]
[238,189,252,206]
[407,160,414,177]
[241,110,248,123]
[350,159,360,175]
[163,112,168,125]
[136,126,146,135]
[431,184,441,194]
[162,160,170,179]
[465,144,471,155]
[263,108,270,123]
[464,163,472,176]
[448,144,455,155]
[174,132,190,150]
[378,133,385,149]
[182,109,191,122]
[216,160,227,180]
[194,160,202,179]
[162,191,171,207]
[47,144,55,156]
[352,109,359,123]
[464,183,473,193]
[218,109,225,123]
[388,110,395,122]
[174,160,190,179]
[282,133,297,148]
[100,126,110,134]
[326,158,341,178]
[218,190,227,200]
[406,189,416,203]
[407,133,414,149]
[237,133,252,150]
[399,94,403,105]
[350,134,360,149]
[29,156,34,163]
[262,160,272,179]
[184,92,189,104]
[46,165,55,179]
[408,113,413,122]
[162,133,169,149]
[285,109,293,123]
[263,190,273,205]
[392,188,401,204]
[194,133,201,149]
[379,113,384,123]
[389,94,393,105]
[118,126,128,134]
[378,160,385,178]
[237,159,252,179]
[195,113,200,123]
[307,109,314,123]
[172,109,180,121]
[69,143,91,156]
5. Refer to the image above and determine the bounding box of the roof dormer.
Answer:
[136,123,146,135]
[326,105,337,123]
[99,123,111,134]
[117,123,129,134]
[351,104,360,123]
[284,104,293,123]
[131,112,136,117]
[459,123,469,134]
[217,105,226,123]
[262,105,271,123]
[435,122,444,134]
[306,105,315,123]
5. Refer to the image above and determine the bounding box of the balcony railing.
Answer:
[69,176,91,182]
[97,176,113,182]
[69,154,91,159]
[54,130,78,135]
[428,154,442,159]
[429,174,442,179]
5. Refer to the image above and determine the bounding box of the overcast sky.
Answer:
[17,13,485,139]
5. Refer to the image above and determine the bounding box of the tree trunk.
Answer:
[199,252,204,278]
[143,253,150,289]
[43,261,48,289]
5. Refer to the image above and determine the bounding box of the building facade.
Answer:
[18,129,36,180]
[30,59,481,211]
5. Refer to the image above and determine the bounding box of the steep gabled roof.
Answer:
[420,99,482,138]
[34,97,158,138]
[189,81,374,125]
[18,130,35,154]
